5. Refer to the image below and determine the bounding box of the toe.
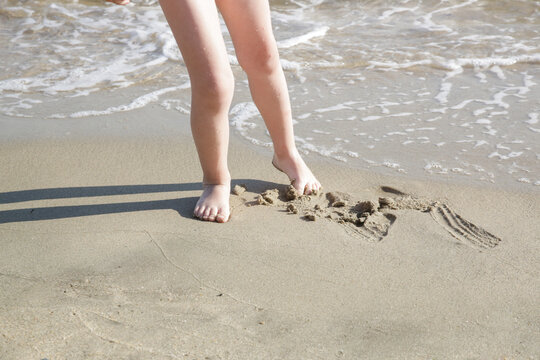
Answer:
[194,206,205,219]
[202,207,212,221]
[293,180,306,195]
[216,210,229,223]
[207,208,218,222]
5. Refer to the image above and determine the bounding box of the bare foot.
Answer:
[272,152,322,195]
[193,183,231,223]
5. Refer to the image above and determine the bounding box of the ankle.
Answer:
[273,148,300,163]
[202,173,231,186]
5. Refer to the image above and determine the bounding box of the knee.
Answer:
[191,69,235,111]
[237,44,281,77]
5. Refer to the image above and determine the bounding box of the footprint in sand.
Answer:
[237,184,501,250]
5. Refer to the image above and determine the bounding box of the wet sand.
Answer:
[0,130,539,359]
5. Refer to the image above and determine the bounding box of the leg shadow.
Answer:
[0,179,282,224]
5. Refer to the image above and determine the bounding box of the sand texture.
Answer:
[1,136,539,360]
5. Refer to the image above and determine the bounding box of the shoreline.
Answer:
[1,106,538,196]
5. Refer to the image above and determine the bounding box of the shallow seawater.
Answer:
[1,0,539,190]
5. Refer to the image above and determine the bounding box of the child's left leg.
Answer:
[216,0,321,195]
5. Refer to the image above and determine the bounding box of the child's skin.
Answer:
[107,0,321,223]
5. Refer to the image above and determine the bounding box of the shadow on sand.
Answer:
[0,179,280,224]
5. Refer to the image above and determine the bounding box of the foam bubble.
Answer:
[277,26,329,49]
[54,83,190,118]
[525,113,538,125]
[229,102,271,147]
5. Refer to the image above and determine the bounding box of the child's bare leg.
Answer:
[159,0,233,222]
[217,0,321,195]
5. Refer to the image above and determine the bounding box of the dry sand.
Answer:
[0,134,539,359]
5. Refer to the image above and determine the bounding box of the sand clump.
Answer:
[232,184,247,196]
[254,187,502,248]
[326,192,350,207]
[257,189,280,205]
[254,186,391,241]
[286,204,298,214]
[378,195,435,212]
[303,213,317,221]
[285,186,299,201]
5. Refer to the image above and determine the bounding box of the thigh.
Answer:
[159,0,231,83]
[215,0,278,66]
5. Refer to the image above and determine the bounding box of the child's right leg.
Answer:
[159,0,233,222]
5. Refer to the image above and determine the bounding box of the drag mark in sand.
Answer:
[75,310,180,358]
[378,192,501,250]
[429,204,501,250]
[246,185,501,250]
[145,231,263,311]
[0,271,44,283]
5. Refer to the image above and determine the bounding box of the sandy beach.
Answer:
[1,117,538,359]
[1,1,539,357]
